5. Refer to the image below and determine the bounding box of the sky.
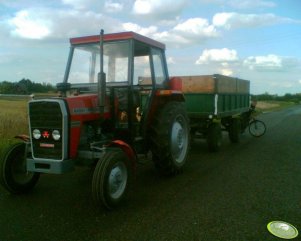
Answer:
[0,0,300,95]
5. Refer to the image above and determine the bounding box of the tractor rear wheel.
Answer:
[0,142,40,194]
[150,102,190,176]
[92,149,131,209]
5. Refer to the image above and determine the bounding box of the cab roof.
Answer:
[70,31,165,50]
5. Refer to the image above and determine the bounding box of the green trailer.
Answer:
[176,74,250,151]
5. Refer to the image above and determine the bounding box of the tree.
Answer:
[0,79,55,94]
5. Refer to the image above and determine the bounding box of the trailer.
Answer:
[171,74,250,151]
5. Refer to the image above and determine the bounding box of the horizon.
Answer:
[0,0,300,95]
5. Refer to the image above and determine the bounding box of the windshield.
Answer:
[67,41,130,84]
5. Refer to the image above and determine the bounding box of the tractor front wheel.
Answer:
[150,101,190,176]
[0,142,40,194]
[92,149,131,209]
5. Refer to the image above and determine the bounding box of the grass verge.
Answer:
[256,101,297,113]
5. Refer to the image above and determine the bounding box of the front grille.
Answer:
[29,101,64,160]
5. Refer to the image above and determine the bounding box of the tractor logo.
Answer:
[42,131,50,139]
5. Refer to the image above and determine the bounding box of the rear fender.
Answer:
[147,91,185,126]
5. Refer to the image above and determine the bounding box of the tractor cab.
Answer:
[60,31,170,146]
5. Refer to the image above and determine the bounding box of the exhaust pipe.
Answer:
[98,29,106,111]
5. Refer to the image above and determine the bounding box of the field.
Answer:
[0,98,29,153]
[256,100,296,112]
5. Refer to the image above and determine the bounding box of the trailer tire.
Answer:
[0,142,40,194]
[92,149,131,209]
[150,102,190,176]
[228,118,241,143]
[207,122,222,152]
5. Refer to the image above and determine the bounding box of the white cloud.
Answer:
[121,18,219,48]
[196,48,239,64]
[174,18,217,36]
[220,68,233,76]
[9,10,51,39]
[243,55,299,72]
[61,0,98,10]
[5,7,124,40]
[132,0,187,20]
[167,57,175,64]
[227,0,276,9]
[122,22,157,36]
[105,1,124,13]
[213,12,300,30]
[200,0,276,9]
[153,18,219,47]
[133,0,153,14]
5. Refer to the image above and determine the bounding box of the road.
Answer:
[0,106,301,241]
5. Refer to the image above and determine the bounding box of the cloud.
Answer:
[196,48,239,64]
[213,12,300,30]
[154,18,219,47]
[122,22,157,36]
[200,0,276,9]
[5,7,124,41]
[3,5,219,49]
[173,18,217,36]
[167,57,175,64]
[61,0,99,10]
[105,1,124,13]
[122,18,219,48]
[220,68,233,76]
[243,55,300,72]
[132,0,187,20]
[9,10,51,39]
[227,0,276,9]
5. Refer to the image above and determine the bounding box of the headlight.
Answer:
[33,129,41,139]
[52,130,61,141]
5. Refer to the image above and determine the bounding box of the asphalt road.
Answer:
[1,106,301,241]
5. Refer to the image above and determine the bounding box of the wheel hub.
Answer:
[171,118,188,164]
[108,162,127,199]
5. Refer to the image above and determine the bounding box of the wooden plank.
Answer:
[215,75,237,93]
[175,75,215,93]
[175,75,250,94]
[237,79,250,93]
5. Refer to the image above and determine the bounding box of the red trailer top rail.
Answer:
[70,31,165,50]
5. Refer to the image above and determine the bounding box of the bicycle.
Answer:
[241,108,266,137]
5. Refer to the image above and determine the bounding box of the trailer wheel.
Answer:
[228,118,241,143]
[92,149,131,209]
[207,122,222,152]
[150,102,190,176]
[0,142,40,194]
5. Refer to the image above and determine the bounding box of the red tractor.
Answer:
[0,30,190,209]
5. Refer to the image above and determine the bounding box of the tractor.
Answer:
[0,30,190,209]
